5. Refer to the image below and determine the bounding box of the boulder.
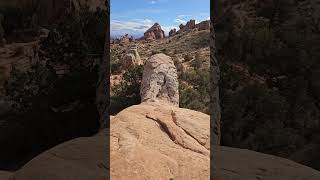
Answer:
[126,45,141,64]
[121,54,135,70]
[140,53,179,106]
[111,102,210,180]
[144,23,165,40]
[119,34,130,44]
[120,45,142,70]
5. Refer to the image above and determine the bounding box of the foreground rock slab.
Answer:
[11,130,108,180]
[111,102,210,180]
[7,103,320,180]
[216,146,320,180]
[0,171,12,180]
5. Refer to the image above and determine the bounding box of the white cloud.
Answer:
[207,16,210,20]
[111,19,154,33]
[177,14,191,18]
[175,18,186,24]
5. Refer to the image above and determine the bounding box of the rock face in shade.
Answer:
[169,28,177,37]
[144,23,165,40]
[10,130,109,180]
[196,20,210,31]
[140,53,179,106]
[215,146,320,180]
[0,171,12,180]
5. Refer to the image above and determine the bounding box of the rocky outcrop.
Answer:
[111,102,210,179]
[169,28,176,37]
[181,19,196,31]
[144,23,165,40]
[120,45,141,70]
[140,53,179,106]
[174,20,210,35]
[118,34,130,44]
[196,20,210,31]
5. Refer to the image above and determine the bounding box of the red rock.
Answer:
[144,23,165,40]
[119,34,130,43]
[169,28,176,37]
[196,20,210,31]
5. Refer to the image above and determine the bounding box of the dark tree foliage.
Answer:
[217,0,320,169]
[110,65,143,115]
[0,8,106,170]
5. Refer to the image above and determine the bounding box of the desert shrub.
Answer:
[218,0,320,165]
[179,69,210,113]
[0,8,105,170]
[110,65,143,114]
[151,50,162,55]
[191,52,204,69]
[110,49,121,73]
[183,53,193,61]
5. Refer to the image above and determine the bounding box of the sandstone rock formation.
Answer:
[119,34,130,44]
[175,20,210,35]
[111,102,210,179]
[144,23,165,40]
[196,20,210,31]
[120,45,141,70]
[121,54,136,70]
[7,103,320,180]
[169,28,177,37]
[140,53,179,106]
[181,19,196,31]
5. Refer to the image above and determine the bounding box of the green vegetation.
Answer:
[0,8,106,170]
[110,65,143,114]
[217,0,320,169]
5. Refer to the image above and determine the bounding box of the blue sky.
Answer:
[110,0,210,38]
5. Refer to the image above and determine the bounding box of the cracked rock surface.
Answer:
[140,53,179,107]
[111,101,210,180]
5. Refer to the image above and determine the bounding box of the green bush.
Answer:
[111,65,143,114]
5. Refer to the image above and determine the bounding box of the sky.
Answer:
[110,0,210,38]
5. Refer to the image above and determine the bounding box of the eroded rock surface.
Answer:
[120,45,141,70]
[144,23,165,40]
[111,102,210,180]
[11,130,109,180]
[215,146,320,180]
[140,53,179,106]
